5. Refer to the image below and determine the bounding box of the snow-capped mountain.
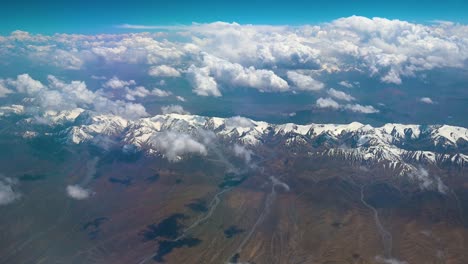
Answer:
[55,111,467,167]
[2,107,467,178]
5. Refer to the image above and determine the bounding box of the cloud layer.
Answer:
[0,177,21,205]
[0,16,467,123]
[66,185,91,200]
[1,16,466,99]
[151,132,207,162]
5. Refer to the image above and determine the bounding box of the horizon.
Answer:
[1,0,468,34]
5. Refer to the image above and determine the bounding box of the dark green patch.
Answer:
[365,183,402,209]
[224,225,244,238]
[185,199,208,212]
[145,173,160,183]
[230,253,240,263]
[28,136,69,162]
[108,176,132,187]
[218,173,248,189]
[153,237,201,262]
[331,222,342,228]
[141,214,187,241]
[82,217,109,240]
[82,217,109,230]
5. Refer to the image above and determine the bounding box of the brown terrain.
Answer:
[0,136,467,264]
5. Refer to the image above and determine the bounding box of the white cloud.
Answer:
[176,95,186,102]
[116,24,176,30]
[152,88,172,97]
[151,132,207,162]
[316,97,378,113]
[186,65,222,97]
[225,116,254,128]
[410,167,448,193]
[66,185,91,200]
[161,104,190,115]
[7,74,45,94]
[233,144,253,163]
[148,65,181,77]
[47,75,95,105]
[338,81,353,88]
[186,22,320,69]
[327,88,355,101]
[0,177,21,205]
[3,18,467,88]
[286,71,324,91]
[202,54,289,93]
[412,167,432,189]
[125,86,151,101]
[381,69,402,85]
[103,76,136,89]
[10,74,149,120]
[91,75,107,80]
[0,81,13,97]
[344,103,379,114]
[51,49,84,70]
[122,85,172,100]
[93,97,148,120]
[420,97,434,104]
[0,105,24,117]
[316,97,340,109]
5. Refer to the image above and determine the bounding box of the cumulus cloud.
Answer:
[0,177,21,205]
[148,65,181,77]
[125,86,151,101]
[119,82,172,100]
[151,132,207,162]
[316,97,340,109]
[47,75,95,104]
[420,97,434,104]
[50,49,84,70]
[93,97,148,119]
[152,88,172,97]
[2,17,467,89]
[327,88,355,101]
[225,116,254,128]
[3,74,149,120]
[6,74,45,94]
[286,71,324,91]
[381,69,402,85]
[186,65,222,97]
[66,185,91,200]
[103,76,136,89]
[344,103,379,114]
[316,97,378,114]
[0,81,13,97]
[161,104,190,115]
[233,144,253,163]
[202,54,289,93]
[49,75,148,119]
[338,81,353,88]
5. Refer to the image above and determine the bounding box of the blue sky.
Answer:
[1,0,467,34]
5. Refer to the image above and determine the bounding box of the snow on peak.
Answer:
[44,112,467,174]
[431,125,468,146]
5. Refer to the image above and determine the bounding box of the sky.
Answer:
[0,1,467,127]
[1,0,468,34]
